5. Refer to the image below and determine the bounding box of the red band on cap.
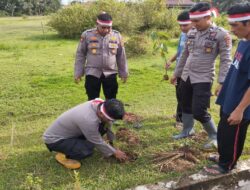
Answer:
[100,104,114,121]
[97,19,112,26]
[190,10,211,19]
[228,13,250,22]
[177,20,192,25]
[229,13,250,18]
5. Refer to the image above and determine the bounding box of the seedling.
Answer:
[150,31,169,81]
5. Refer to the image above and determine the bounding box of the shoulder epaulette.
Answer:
[112,30,120,34]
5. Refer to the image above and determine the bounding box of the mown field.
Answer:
[0,16,249,190]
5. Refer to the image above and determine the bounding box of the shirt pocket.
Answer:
[88,43,100,55]
[108,43,118,55]
[203,41,217,54]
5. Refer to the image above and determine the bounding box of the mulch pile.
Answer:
[152,145,205,172]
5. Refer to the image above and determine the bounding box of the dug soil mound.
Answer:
[123,112,143,124]
[116,127,140,146]
[152,145,206,172]
[104,150,138,163]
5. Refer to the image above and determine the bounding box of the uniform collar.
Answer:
[198,24,215,35]
[95,27,112,38]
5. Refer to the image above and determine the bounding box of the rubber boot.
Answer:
[202,119,217,149]
[173,113,195,140]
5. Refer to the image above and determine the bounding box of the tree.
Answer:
[213,0,249,12]
[0,0,61,16]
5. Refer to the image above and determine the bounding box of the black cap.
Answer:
[104,99,125,120]
[97,12,112,22]
[190,2,211,13]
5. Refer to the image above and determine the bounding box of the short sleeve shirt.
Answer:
[216,40,250,119]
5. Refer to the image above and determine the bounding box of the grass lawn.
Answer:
[0,16,249,190]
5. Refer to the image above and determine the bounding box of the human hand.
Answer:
[227,108,243,125]
[75,77,82,84]
[170,75,177,86]
[215,84,222,96]
[114,149,128,162]
[165,61,172,70]
[120,77,127,83]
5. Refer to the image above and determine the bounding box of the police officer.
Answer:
[170,2,232,149]
[74,12,128,100]
[43,98,128,169]
[166,11,193,128]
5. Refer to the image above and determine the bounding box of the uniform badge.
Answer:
[208,32,217,41]
[110,36,116,41]
[92,49,97,54]
[210,32,217,37]
[189,32,196,39]
[204,41,214,53]
[205,47,212,53]
[90,36,97,41]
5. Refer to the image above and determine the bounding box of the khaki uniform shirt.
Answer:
[43,101,116,157]
[174,25,232,84]
[74,28,128,79]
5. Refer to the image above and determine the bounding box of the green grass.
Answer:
[0,16,249,190]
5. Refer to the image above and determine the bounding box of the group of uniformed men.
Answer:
[43,2,250,175]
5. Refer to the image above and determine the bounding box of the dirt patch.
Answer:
[123,151,138,162]
[104,150,138,163]
[116,127,140,146]
[152,145,204,172]
[123,112,143,124]
[190,131,208,143]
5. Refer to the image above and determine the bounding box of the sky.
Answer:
[61,0,72,5]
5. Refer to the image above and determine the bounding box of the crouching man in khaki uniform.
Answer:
[43,98,128,169]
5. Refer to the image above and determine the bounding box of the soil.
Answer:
[104,150,138,163]
[190,131,208,143]
[123,112,143,124]
[152,145,206,172]
[123,151,138,162]
[162,74,169,81]
[116,127,140,146]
